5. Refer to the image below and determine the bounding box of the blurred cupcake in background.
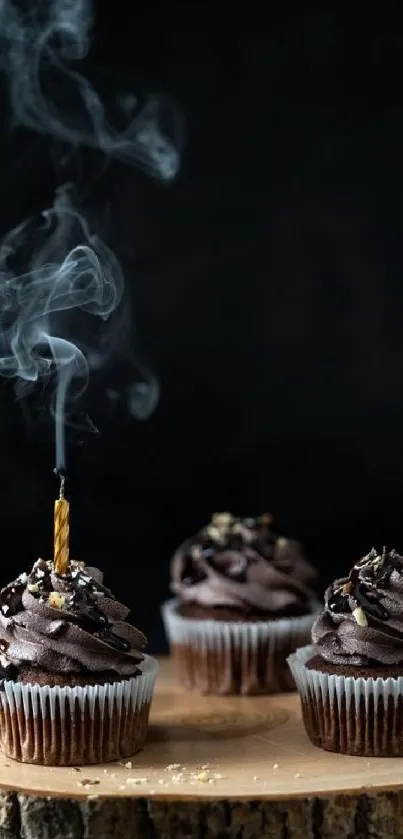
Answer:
[162,512,318,694]
[288,547,403,756]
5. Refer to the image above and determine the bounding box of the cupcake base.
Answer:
[288,645,403,757]
[0,655,158,765]
[162,599,317,695]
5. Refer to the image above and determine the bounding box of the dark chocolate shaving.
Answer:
[353,582,389,621]
[181,555,207,586]
[327,547,403,623]
[328,591,351,614]
[71,589,130,652]
[0,661,17,682]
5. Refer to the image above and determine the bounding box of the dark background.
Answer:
[1,1,403,651]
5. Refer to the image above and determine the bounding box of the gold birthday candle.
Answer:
[54,474,70,575]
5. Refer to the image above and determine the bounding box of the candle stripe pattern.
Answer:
[54,498,70,575]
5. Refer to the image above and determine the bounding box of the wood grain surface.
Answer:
[0,658,402,838]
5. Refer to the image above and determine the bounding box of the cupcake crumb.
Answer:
[165,763,181,771]
[194,770,209,783]
[253,776,259,781]
[70,767,81,773]
[273,763,280,769]
[294,773,301,779]
[124,761,132,770]
[158,779,165,785]
[78,778,100,787]
[126,777,148,785]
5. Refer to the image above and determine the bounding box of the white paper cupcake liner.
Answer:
[288,645,403,756]
[162,598,318,695]
[0,654,158,765]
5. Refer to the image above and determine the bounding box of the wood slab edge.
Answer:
[2,787,403,838]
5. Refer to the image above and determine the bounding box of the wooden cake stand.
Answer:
[0,658,402,838]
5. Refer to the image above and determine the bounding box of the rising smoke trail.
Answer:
[0,0,181,179]
[0,184,125,470]
[0,0,182,470]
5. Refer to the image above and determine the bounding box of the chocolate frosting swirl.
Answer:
[312,547,403,666]
[0,559,146,678]
[171,513,317,614]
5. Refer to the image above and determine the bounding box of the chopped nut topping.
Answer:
[48,591,67,609]
[206,524,225,542]
[352,606,368,626]
[27,583,39,594]
[212,512,233,529]
[190,544,203,560]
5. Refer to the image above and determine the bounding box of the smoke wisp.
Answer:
[0,0,181,180]
[0,0,182,469]
[0,184,125,470]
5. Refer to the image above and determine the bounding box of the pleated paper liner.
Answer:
[0,654,158,765]
[162,598,318,695]
[288,644,403,756]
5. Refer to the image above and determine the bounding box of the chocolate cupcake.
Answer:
[288,547,403,756]
[162,513,318,694]
[0,558,157,765]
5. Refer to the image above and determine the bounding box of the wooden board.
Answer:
[1,657,403,838]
